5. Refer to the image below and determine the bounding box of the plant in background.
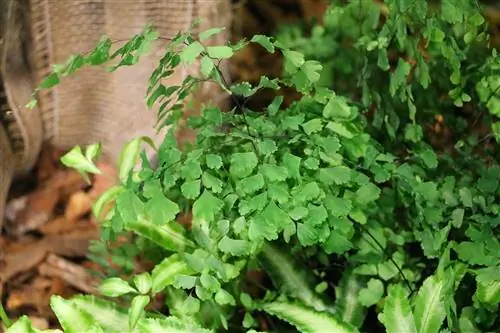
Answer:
[2,1,499,332]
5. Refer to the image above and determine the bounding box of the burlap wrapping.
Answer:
[0,0,232,229]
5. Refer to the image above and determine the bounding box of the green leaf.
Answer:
[181,180,201,199]
[118,136,155,183]
[145,194,180,224]
[260,243,332,313]
[260,164,288,182]
[459,188,473,207]
[151,254,192,294]
[215,289,236,306]
[297,223,319,246]
[193,190,225,222]
[257,139,278,156]
[4,316,35,333]
[251,35,275,53]
[206,46,233,59]
[301,119,324,135]
[60,146,101,175]
[451,208,464,228]
[200,56,215,78]
[325,196,352,217]
[237,174,265,196]
[199,27,225,41]
[128,295,150,332]
[413,274,446,333]
[390,59,411,96]
[126,219,194,252]
[329,166,352,185]
[202,171,224,193]
[50,295,96,333]
[98,277,136,297]
[260,301,359,333]
[174,275,198,289]
[218,236,250,256]
[355,183,381,205]
[378,284,417,333]
[181,41,204,64]
[133,273,152,295]
[335,270,367,328]
[358,279,384,307]
[206,154,223,170]
[267,95,283,115]
[326,122,354,138]
[323,230,353,254]
[39,72,60,89]
[324,96,352,119]
[282,50,305,68]
[230,152,259,178]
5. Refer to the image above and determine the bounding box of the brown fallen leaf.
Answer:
[38,254,99,294]
[5,186,60,235]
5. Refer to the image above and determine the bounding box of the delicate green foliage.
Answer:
[22,9,500,332]
[60,145,101,183]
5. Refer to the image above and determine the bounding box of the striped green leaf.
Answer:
[413,274,446,333]
[334,269,367,328]
[378,284,417,333]
[260,243,334,313]
[260,301,359,333]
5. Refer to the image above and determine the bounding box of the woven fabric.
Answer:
[0,0,232,229]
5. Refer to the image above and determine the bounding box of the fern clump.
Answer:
[3,1,500,332]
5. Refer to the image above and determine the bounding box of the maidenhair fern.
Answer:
[4,1,500,331]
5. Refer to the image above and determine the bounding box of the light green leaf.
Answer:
[133,273,152,295]
[237,173,265,196]
[200,56,215,78]
[358,279,384,307]
[192,190,225,222]
[128,295,150,332]
[118,136,155,183]
[50,295,96,333]
[218,236,250,256]
[301,119,324,135]
[378,284,417,333]
[215,289,236,306]
[181,180,201,199]
[260,301,358,333]
[98,277,136,297]
[251,35,275,53]
[206,154,223,170]
[390,59,411,96]
[202,171,224,193]
[283,50,305,67]
[335,270,367,328]
[207,46,233,59]
[324,96,352,119]
[199,27,225,41]
[151,254,192,294]
[60,146,101,175]
[181,41,204,64]
[413,274,446,333]
[144,194,180,224]
[326,122,354,138]
[230,152,259,178]
[355,183,381,205]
